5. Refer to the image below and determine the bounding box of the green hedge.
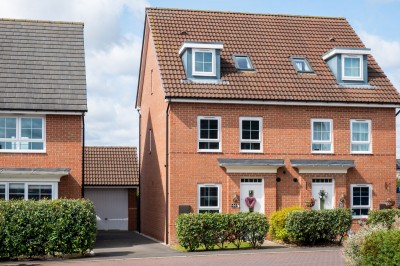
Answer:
[269,206,302,242]
[0,199,97,259]
[361,229,400,266]
[286,208,352,245]
[368,209,400,229]
[176,212,269,251]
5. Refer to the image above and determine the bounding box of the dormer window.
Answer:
[193,49,215,76]
[322,48,371,85]
[290,57,313,73]
[233,55,254,71]
[179,41,223,80]
[342,55,362,80]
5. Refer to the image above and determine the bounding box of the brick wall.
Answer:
[166,103,396,244]
[139,27,168,242]
[0,114,83,198]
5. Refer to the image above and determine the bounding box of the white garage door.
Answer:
[85,188,128,231]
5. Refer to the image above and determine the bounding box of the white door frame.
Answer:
[240,177,264,213]
[311,178,335,210]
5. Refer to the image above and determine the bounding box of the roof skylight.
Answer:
[291,57,314,73]
[233,55,254,71]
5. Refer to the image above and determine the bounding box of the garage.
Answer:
[85,188,129,230]
[84,146,139,231]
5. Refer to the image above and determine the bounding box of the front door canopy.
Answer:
[218,158,285,173]
[0,168,70,182]
[290,159,355,174]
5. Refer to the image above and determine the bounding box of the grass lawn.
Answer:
[173,242,253,252]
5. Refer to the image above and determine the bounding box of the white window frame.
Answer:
[192,49,216,76]
[350,184,372,219]
[197,116,222,152]
[311,119,333,154]
[342,54,363,81]
[0,115,46,153]
[239,117,263,153]
[350,119,372,154]
[197,184,221,213]
[0,182,57,200]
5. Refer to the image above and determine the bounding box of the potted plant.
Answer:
[385,197,395,208]
[305,197,316,207]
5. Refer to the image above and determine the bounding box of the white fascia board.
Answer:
[0,169,69,181]
[84,186,138,189]
[222,165,280,173]
[179,42,224,55]
[0,110,83,115]
[322,48,371,61]
[297,166,350,174]
[169,98,400,108]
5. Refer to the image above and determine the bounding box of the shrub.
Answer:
[361,229,400,266]
[176,212,269,251]
[285,209,352,245]
[176,213,202,251]
[343,224,387,266]
[368,209,400,229]
[0,199,96,259]
[269,206,302,242]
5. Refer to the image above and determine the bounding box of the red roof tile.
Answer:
[84,146,138,186]
[145,8,400,104]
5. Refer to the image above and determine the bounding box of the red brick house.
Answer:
[136,8,400,244]
[0,19,87,200]
[84,146,139,231]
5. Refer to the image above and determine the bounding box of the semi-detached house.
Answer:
[135,8,400,244]
[0,19,87,200]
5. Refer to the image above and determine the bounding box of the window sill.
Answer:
[0,150,46,154]
[198,150,222,153]
[311,151,334,154]
[350,152,372,155]
[240,150,263,154]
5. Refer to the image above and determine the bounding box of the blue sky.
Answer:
[0,0,399,153]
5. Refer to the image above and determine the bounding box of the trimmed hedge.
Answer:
[0,199,97,259]
[176,212,269,251]
[269,206,302,242]
[286,208,352,245]
[368,209,400,228]
[361,229,400,266]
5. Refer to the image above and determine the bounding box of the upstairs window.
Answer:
[351,120,371,153]
[311,119,333,153]
[240,117,262,152]
[0,116,45,152]
[342,55,362,80]
[193,49,215,76]
[198,116,221,152]
[291,57,313,73]
[233,55,254,71]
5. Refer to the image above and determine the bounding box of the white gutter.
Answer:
[168,98,400,108]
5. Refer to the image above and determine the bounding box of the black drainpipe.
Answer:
[396,109,400,116]
[81,113,85,198]
[137,109,141,232]
[165,99,171,244]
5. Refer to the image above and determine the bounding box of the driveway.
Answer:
[91,231,182,259]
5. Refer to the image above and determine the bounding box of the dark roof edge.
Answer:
[0,18,84,25]
[290,159,355,167]
[0,108,87,113]
[84,184,139,187]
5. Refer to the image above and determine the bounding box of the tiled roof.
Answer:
[0,18,87,112]
[145,8,400,104]
[84,147,139,186]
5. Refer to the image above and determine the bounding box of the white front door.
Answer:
[312,179,334,210]
[240,178,264,213]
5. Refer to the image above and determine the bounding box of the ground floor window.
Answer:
[0,182,57,200]
[197,184,221,213]
[351,184,372,218]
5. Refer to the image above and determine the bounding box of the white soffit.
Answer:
[179,42,224,55]
[322,48,371,61]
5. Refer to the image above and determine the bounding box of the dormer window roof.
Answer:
[322,48,371,61]
[233,55,254,71]
[290,57,313,73]
[178,41,224,56]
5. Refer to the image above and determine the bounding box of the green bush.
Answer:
[361,229,400,266]
[176,212,269,251]
[0,199,96,259]
[368,209,400,229]
[343,224,387,266]
[269,206,302,242]
[286,209,352,245]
